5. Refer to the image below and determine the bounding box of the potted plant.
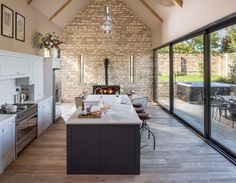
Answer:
[33,32,63,57]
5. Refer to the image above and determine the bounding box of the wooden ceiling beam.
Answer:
[174,0,183,7]
[27,0,33,5]
[140,0,163,23]
[49,0,72,21]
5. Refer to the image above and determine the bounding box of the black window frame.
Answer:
[153,12,236,165]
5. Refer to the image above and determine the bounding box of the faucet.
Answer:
[82,88,90,96]
[94,87,104,108]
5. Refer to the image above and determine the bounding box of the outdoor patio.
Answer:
[158,97,236,152]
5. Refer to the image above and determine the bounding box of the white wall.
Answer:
[0,0,62,55]
[0,80,15,105]
[0,0,61,105]
[152,25,162,48]
[154,0,236,47]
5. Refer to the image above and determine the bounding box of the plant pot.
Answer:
[49,48,58,58]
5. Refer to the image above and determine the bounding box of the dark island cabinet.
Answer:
[67,124,140,174]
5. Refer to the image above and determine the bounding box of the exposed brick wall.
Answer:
[156,53,235,98]
[59,0,153,102]
[158,53,233,76]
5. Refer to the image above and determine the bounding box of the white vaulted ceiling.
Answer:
[31,0,92,28]
[30,0,183,29]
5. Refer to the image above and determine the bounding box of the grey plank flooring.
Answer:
[0,104,236,183]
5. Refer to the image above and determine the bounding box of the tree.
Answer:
[157,31,222,54]
[210,32,223,55]
[222,25,236,83]
[228,60,236,84]
[222,26,236,53]
[173,33,221,54]
[158,46,169,54]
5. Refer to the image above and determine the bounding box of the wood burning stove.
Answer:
[92,59,120,95]
[93,85,120,95]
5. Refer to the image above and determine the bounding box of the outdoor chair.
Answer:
[227,103,236,128]
[217,96,231,122]
[211,96,220,119]
[210,91,224,119]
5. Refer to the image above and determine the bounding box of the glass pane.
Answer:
[157,47,170,110]
[173,35,204,132]
[210,24,236,154]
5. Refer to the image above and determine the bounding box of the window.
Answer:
[154,14,236,161]
[173,35,204,132]
[156,46,170,110]
[210,24,236,155]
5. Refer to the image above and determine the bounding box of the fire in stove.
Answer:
[93,85,120,95]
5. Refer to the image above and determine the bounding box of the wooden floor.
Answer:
[1,105,236,183]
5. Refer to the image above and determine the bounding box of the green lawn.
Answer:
[158,75,220,82]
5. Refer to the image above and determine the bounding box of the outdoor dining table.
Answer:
[212,95,236,119]
[221,95,236,103]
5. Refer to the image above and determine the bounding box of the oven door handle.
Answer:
[16,113,37,124]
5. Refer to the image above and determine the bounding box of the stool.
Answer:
[134,107,145,113]
[133,103,143,108]
[138,112,156,150]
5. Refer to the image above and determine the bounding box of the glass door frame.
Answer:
[153,12,236,164]
[153,43,170,110]
[172,33,205,135]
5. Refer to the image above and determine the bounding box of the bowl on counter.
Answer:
[5,105,17,114]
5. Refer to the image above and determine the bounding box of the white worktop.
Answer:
[19,96,53,104]
[0,114,16,125]
[66,95,142,125]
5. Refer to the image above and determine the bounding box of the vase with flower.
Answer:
[33,32,45,56]
[42,32,63,58]
[33,32,63,58]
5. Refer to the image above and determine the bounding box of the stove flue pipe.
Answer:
[104,58,109,85]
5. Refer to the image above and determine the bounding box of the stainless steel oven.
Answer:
[15,104,37,156]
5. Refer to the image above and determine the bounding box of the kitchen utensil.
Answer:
[20,93,26,103]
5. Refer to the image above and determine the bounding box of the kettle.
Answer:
[20,93,26,103]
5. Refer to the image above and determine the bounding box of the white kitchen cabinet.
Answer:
[15,58,44,100]
[0,125,3,174]
[0,50,44,81]
[31,58,44,100]
[0,55,30,80]
[37,97,53,137]
[44,98,53,130]
[0,117,15,174]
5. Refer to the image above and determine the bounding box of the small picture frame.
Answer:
[1,4,14,38]
[15,12,25,42]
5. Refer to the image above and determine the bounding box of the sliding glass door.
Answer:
[173,35,204,132]
[154,14,236,161]
[210,24,236,155]
[156,47,170,110]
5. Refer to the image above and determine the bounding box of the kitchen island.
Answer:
[66,95,141,174]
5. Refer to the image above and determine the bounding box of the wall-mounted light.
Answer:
[130,55,134,83]
[80,55,84,83]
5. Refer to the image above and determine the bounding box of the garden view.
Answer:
[155,24,236,155]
